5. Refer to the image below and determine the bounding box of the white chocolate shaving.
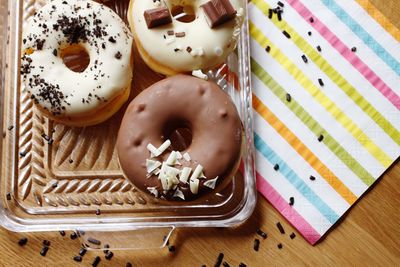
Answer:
[158,140,171,154]
[204,176,219,189]
[147,187,159,197]
[190,164,203,181]
[166,151,177,165]
[183,152,191,162]
[175,151,183,159]
[179,167,192,184]
[146,159,162,174]
[189,178,199,194]
[154,168,161,175]
[147,143,160,157]
[173,188,185,200]
[199,171,207,179]
[192,70,209,80]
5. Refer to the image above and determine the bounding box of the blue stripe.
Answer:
[254,132,339,224]
[321,0,400,75]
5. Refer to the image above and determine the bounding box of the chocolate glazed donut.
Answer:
[116,75,243,201]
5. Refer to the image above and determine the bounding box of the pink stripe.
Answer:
[256,172,321,245]
[287,0,400,110]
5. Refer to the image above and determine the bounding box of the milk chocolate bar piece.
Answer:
[144,7,172,29]
[201,0,237,28]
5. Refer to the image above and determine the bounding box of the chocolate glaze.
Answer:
[116,75,243,201]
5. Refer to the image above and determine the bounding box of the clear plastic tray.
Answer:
[0,0,255,250]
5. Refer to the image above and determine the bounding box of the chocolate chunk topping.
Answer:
[144,7,172,29]
[201,0,237,28]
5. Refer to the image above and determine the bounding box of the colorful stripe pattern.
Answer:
[249,0,400,244]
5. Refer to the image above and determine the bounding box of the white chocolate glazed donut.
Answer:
[128,0,244,76]
[21,0,133,126]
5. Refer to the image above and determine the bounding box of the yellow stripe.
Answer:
[356,0,400,42]
[254,95,358,204]
[252,0,400,146]
[250,22,393,167]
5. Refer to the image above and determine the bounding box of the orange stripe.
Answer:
[356,0,400,42]
[253,95,357,205]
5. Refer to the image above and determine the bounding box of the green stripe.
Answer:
[252,0,400,146]
[251,58,375,186]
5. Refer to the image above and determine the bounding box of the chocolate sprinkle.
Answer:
[70,232,78,240]
[40,246,49,256]
[274,164,280,171]
[278,1,284,7]
[290,232,296,239]
[88,237,101,245]
[239,263,247,267]
[268,9,273,19]
[95,208,101,215]
[126,263,133,267]
[302,54,308,63]
[7,125,14,131]
[265,45,271,53]
[43,240,51,246]
[215,253,224,267]
[308,31,312,36]
[79,247,87,256]
[310,175,316,181]
[277,243,283,249]
[92,256,101,267]
[309,17,314,23]
[175,32,186,38]
[256,228,267,239]
[18,237,28,246]
[167,30,174,35]
[282,30,291,39]
[289,197,295,206]
[115,51,122,59]
[318,134,324,142]
[277,11,282,21]
[168,245,176,252]
[318,78,324,86]
[69,159,74,164]
[59,230,66,236]
[222,262,230,267]
[351,46,357,52]
[73,255,83,262]
[103,244,110,254]
[276,222,285,234]
[253,239,260,251]
[286,93,292,102]
[317,45,322,52]
[6,193,11,201]
[105,251,114,260]
[186,46,192,53]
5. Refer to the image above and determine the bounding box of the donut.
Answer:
[116,75,243,201]
[128,0,244,76]
[20,0,133,126]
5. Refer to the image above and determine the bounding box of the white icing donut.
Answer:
[21,0,133,123]
[128,0,244,75]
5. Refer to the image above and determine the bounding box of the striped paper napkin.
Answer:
[249,0,400,244]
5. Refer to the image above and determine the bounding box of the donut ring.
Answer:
[128,0,244,76]
[21,0,133,126]
[116,75,243,201]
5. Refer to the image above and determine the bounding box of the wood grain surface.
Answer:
[0,0,399,266]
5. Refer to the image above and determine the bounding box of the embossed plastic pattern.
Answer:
[0,0,255,249]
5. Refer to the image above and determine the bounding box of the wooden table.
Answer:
[0,0,399,266]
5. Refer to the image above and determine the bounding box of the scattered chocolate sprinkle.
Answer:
[318,78,324,86]
[253,239,260,251]
[309,175,316,181]
[79,247,87,256]
[6,193,11,201]
[69,159,74,164]
[274,164,280,171]
[92,256,101,267]
[276,222,285,234]
[282,30,291,39]
[175,32,186,38]
[40,246,49,256]
[167,30,174,35]
[186,47,192,53]
[277,11,282,21]
[278,1,284,7]
[174,48,180,52]
[18,237,28,246]
[88,238,101,246]
[53,49,57,56]
[105,251,114,260]
[256,228,267,239]
[168,245,176,252]
[43,240,51,246]
[70,232,78,240]
[308,31,312,36]
[7,125,14,131]
[108,36,116,43]
[268,9,273,19]
[302,54,308,63]
[290,232,296,239]
[222,262,230,267]
[95,209,101,215]
[317,45,322,52]
[309,17,314,23]
[286,93,292,102]
[115,51,122,59]
[318,134,324,142]
[73,255,82,262]
[103,244,110,254]
[351,46,357,52]
[265,45,271,53]
[239,263,247,267]
[59,230,66,236]
[126,263,133,267]
[277,243,283,249]
[289,197,295,206]
[19,151,27,157]
[215,253,224,267]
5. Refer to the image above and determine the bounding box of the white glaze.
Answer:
[21,0,133,117]
[130,0,244,73]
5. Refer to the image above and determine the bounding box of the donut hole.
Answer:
[163,120,193,151]
[171,5,196,23]
[60,44,90,73]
